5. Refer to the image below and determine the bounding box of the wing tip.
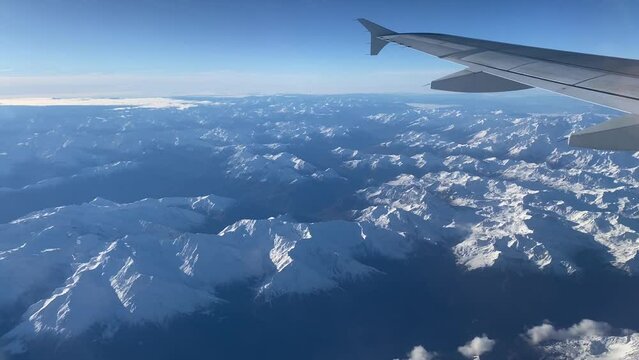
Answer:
[357,18,395,56]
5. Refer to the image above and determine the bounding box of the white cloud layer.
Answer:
[0,97,211,109]
[0,70,450,98]
[526,319,614,345]
[457,335,496,358]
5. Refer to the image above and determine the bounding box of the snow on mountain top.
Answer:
[3,96,639,355]
[1,193,416,350]
[0,194,234,307]
[360,165,639,274]
[332,147,442,173]
[226,146,341,183]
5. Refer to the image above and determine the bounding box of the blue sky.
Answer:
[1,0,638,96]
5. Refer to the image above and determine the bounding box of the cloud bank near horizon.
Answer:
[0,69,450,98]
[0,97,216,109]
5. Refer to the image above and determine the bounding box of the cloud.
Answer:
[0,97,212,109]
[393,345,436,360]
[0,69,450,98]
[526,319,613,345]
[408,345,436,360]
[457,335,496,358]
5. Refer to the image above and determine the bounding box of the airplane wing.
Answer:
[358,18,639,151]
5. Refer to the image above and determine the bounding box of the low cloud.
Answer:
[0,69,449,98]
[394,345,436,360]
[0,97,210,110]
[526,319,614,345]
[457,335,495,358]
[526,320,639,360]
[408,346,436,360]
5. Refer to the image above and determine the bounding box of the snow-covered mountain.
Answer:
[1,193,413,351]
[1,196,230,345]
[226,145,342,183]
[539,332,639,359]
[1,94,638,359]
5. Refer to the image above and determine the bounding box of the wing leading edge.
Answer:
[358,18,639,151]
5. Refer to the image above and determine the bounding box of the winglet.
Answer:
[358,18,396,55]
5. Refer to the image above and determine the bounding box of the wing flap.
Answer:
[568,115,639,151]
[456,62,639,114]
[386,35,472,57]
[511,61,605,85]
[579,74,639,99]
[460,51,533,70]
[431,70,532,93]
